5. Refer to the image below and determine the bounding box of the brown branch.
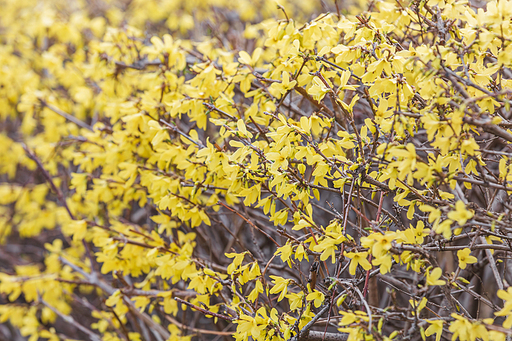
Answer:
[173,297,236,321]
[40,100,94,132]
[293,85,336,118]
[164,315,234,336]
[39,297,102,341]
[464,117,512,143]
[218,201,280,247]
[22,145,75,220]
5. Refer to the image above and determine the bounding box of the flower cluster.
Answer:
[1,0,512,340]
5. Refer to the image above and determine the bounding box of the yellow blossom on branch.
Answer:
[456,248,477,269]
[447,201,474,226]
[344,251,372,275]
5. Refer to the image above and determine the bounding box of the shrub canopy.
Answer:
[1,0,512,340]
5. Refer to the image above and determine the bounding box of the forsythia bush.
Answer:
[2,0,512,340]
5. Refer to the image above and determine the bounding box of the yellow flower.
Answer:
[496,287,512,328]
[308,76,330,101]
[236,119,253,139]
[426,267,446,286]
[456,248,477,269]
[286,292,304,311]
[372,254,392,274]
[269,276,291,302]
[344,251,372,275]
[434,219,453,239]
[413,221,430,244]
[371,232,396,256]
[425,320,443,341]
[268,72,297,98]
[339,310,369,326]
[275,243,293,263]
[238,48,262,67]
[447,201,474,226]
[306,289,325,308]
[409,297,427,316]
[312,231,346,263]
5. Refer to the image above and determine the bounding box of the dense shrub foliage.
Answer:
[2,0,512,340]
